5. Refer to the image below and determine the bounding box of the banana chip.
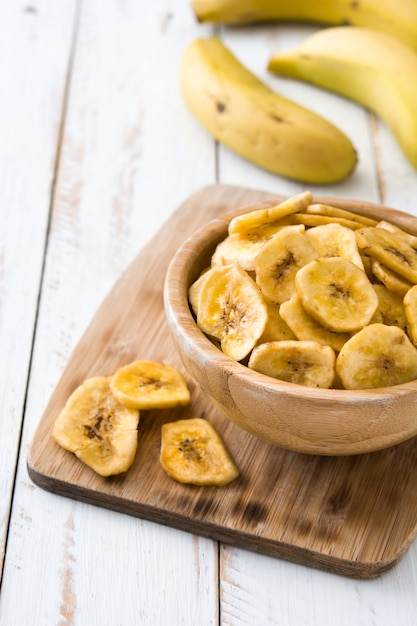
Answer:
[376,220,417,249]
[336,324,417,390]
[110,360,191,410]
[356,226,417,284]
[255,227,318,304]
[370,284,408,331]
[257,299,297,344]
[280,293,351,352]
[188,268,211,317]
[306,203,377,227]
[248,340,336,388]
[295,257,378,332]
[196,263,268,361]
[211,225,305,272]
[52,377,140,477]
[305,222,364,270]
[228,191,312,235]
[293,213,363,230]
[370,259,413,297]
[404,285,417,346]
[160,418,239,486]
[211,232,269,272]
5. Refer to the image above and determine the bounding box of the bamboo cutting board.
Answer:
[28,184,417,579]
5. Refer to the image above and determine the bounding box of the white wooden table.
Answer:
[2,1,417,624]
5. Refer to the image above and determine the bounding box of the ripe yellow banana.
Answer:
[268,27,417,170]
[190,0,417,53]
[180,37,357,184]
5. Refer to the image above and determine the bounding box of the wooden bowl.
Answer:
[164,196,417,456]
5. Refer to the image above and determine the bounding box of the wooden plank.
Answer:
[27,183,417,579]
[1,2,219,624]
[0,0,78,576]
[214,23,417,625]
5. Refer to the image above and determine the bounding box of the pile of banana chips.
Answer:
[52,360,239,483]
[189,192,417,391]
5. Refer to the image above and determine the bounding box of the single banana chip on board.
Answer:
[255,227,318,304]
[52,376,140,477]
[248,340,336,388]
[305,222,364,270]
[336,323,417,390]
[160,417,240,486]
[356,226,417,284]
[295,257,378,332]
[196,263,268,361]
[110,360,191,410]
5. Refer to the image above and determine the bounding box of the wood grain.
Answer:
[0,0,79,577]
[27,184,417,579]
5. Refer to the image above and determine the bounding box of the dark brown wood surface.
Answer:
[27,184,417,579]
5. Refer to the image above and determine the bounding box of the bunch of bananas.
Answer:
[181,0,417,180]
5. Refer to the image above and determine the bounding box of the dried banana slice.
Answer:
[336,323,417,390]
[52,376,139,477]
[196,263,267,361]
[356,226,417,284]
[360,253,376,281]
[160,417,239,486]
[306,203,377,227]
[403,285,417,346]
[110,361,191,410]
[211,225,306,272]
[257,299,297,344]
[211,232,269,272]
[248,340,336,388]
[293,213,363,230]
[280,294,351,352]
[188,268,211,316]
[255,228,318,304]
[376,220,417,249]
[295,257,378,332]
[370,259,414,297]
[305,222,364,269]
[228,191,312,235]
[370,284,408,331]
